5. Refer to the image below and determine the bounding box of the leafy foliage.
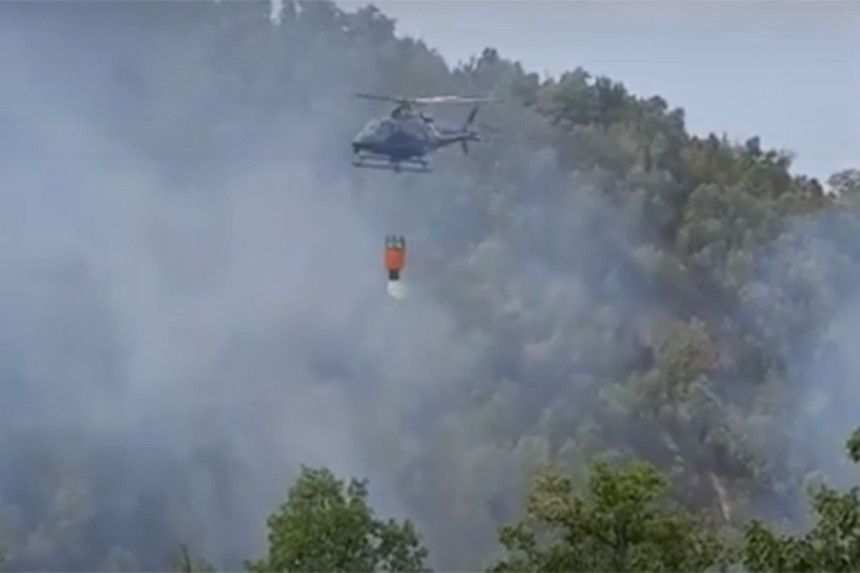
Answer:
[489,461,731,572]
[829,169,860,201]
[0,0,857,570]
[245,467,429,573]
[743,429,860,572]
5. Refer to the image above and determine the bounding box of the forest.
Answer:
[0,0,859,570]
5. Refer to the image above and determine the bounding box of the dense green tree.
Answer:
[245,466,430,573]
[743,428,860,572]
[489,460,732,572]
[829,169,860,205]
[2,0,859,569]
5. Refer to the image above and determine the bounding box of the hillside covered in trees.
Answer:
[0,0,859,570]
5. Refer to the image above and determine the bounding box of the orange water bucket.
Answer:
[384,235,406,280]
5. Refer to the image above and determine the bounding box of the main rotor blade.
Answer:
[355,92,497,106]
[411,95,496,105]
[354,92,408,103]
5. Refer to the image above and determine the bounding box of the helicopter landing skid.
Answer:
[352,156,431,173]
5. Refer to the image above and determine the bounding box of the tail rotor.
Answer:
[460,104,480,155]
[464,104,479,128]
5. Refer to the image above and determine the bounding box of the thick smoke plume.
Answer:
[0,2,477,568]
[0,1,855,570]
[738,207,860,526]
[0,1,592,569]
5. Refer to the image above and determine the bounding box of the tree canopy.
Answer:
[236,426,860,573]
[742,429,860,572]
[245,467,429,573]
[0,0,857,570]
[489,461,731,572]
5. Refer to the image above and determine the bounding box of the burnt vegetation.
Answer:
[1,1,859,571]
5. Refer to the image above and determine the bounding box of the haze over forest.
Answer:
[0,1,859,571]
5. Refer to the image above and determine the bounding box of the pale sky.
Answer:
[336,0,859,181]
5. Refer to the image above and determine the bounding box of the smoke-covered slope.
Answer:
[0,1,857,570]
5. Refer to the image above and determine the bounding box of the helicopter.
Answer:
[351,92,495,173]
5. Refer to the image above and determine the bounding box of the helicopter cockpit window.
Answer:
[357,119,382,139]
[377,118,396,136]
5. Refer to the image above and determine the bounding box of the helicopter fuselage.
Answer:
[352,115,478,171]
[352,116,439,161]
[351,93,489,172]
